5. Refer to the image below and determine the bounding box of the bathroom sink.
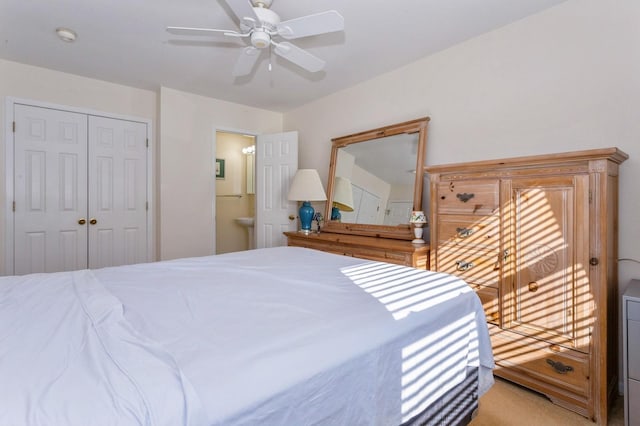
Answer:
[235,217,255,250]
[235,217,255,227]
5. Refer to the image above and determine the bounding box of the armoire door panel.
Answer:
[506,176,590,349]
[14,104,88,274]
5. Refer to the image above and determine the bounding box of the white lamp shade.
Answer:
[287,169,327,201]
[332,176,354,212]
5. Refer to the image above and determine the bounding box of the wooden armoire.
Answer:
[426,148,628,424]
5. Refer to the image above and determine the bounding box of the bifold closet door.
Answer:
[13,105,148,274]
[14,105,89,274]
[88,116,147,269]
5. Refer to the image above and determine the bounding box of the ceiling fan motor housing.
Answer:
[251,30,271,49]
[253,7,280,30]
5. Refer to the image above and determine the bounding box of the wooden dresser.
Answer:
[426,148,628,424]
[284,231,429,269]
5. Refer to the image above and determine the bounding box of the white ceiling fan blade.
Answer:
[277,11,344,40]
[167,26,241,37]
[273,42,325,73]
[233,46,261,77]
[225,0,260,27]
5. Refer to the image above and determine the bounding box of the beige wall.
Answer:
[0,59,157,275]
[284,0,640,290]
[159,87,282,260]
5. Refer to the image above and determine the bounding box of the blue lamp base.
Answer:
[331,206,341,221]
[299,201,314,234]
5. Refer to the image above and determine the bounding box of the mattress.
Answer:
[0,246,494,425]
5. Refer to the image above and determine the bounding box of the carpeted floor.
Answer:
[469,377,624,426]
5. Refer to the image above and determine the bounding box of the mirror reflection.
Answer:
[333,133,419,226]
[324,117,429,240]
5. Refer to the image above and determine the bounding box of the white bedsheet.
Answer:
[1,247,494,425]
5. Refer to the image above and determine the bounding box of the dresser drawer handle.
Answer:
[546,359,574,374]
[455,260,474,272]
[456,192,475,203]
[528,282,539,292]
[456,227,474,238]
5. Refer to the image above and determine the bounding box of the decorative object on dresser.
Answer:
[623,279,640,426]
[426,148,628,424]
[285,117,431,269]
[330,176,355,221]
[409,210,428,244]
[287,169,327,234]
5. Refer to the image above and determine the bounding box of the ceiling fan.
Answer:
[167,0,344,77]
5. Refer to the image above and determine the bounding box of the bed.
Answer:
[0,246,494,425]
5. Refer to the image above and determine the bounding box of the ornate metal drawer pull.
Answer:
[455,260,474,272]
[546,359,574,374]
[456,193,475,203]
[456,227,474,238]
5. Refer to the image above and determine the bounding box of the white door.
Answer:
[357,188,381,224]
[12,104,149,275]
[384,201,412,225]
[88,116,148,268]
[14,104,89,274]
[256,131,298,248]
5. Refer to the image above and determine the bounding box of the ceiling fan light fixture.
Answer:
[55,27,77,43]
[251,0,273,8]
[251,30,271,49]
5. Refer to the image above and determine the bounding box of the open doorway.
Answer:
[215,131,256,254]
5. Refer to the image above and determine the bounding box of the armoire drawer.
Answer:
[436,179,499,216]
[436,214,499,250]
[435,245,500,287]
[490,326,590,397]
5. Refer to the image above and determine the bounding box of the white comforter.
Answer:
[0,247,494,425]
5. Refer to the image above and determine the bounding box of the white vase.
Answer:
[412,223,425,244]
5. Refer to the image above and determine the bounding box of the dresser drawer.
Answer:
[435,245,500,287]
[436,214,499,250]
[491,326,590,397]
[436,179,499,215]
[473,285,499,324]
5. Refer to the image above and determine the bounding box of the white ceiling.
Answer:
[0,0,567,112]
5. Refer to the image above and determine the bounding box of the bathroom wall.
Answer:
[215,132,255,254]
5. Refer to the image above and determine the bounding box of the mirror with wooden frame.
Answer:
[323,117,430,240]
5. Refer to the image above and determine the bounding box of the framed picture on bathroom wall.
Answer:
[216,158,225,179]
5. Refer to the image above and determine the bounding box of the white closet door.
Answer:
[88,116,148,268]
[256,131,298,248]
[357,189,381,224]
[14,104,89,274]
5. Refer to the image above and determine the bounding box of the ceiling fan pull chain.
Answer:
[268,44,273,71]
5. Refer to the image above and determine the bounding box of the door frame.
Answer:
[4,97,155,275]
[212,126,257,254]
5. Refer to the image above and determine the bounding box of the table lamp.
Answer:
[288,169,327,234]
[330,176,354,221]
[410,210,427,244]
